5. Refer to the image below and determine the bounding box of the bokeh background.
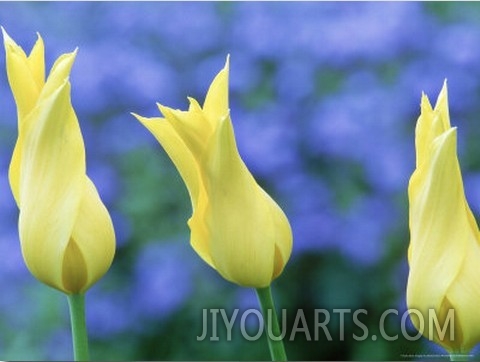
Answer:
[0,2,480,361]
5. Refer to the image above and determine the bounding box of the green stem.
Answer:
[255,286,287,361]
[67,293,90,361]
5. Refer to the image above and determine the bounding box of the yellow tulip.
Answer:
[407,82,480,353]
[133,58,292,288]
[3,30,115,294]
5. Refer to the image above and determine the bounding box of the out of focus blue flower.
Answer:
[132,241,193,320]
[338,196,397,266]
[87,290,134,339]
[278,174,339,253]
[235,106,300,180]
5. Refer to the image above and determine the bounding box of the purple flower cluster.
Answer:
[0,2,479,360]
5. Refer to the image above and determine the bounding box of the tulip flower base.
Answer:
[256,287,287,362]
[68,294,90,361]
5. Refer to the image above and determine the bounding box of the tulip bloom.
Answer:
[407,82,480,353]
[133,58,292,288]
[3,30,115,294]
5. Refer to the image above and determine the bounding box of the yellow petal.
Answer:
[7,46,77,205]
[265,187,294,280]
[204,115,292,287]
[68,178,116,293]
[26,33,45,90]
[18,79,86,292]
[187,186,213,269]
[415,82,450,169]
[132,111,212,265]
[132,114,200,205]
[433,81,451,131]
[414,94,433,168]
[132,113,214,267]
[134,56,292,287]
[41,49,78,101]
[62,237,87,293]
[445,244,480,352]
[158,100,212,160]
[408,104,480,352]
[8,143,22,205]
[203,56,229,129]
[3,30,46,205]
[408,129,466,309]
[5,31,116,294]
[2,28,44,119]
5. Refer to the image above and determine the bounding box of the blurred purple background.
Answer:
[1,2,480,360]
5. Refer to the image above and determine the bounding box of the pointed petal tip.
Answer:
[1,27,17,45]
[445,125,457,138]
[420,92,432,110]
[33,31,44,44]
[434,126,457,155]
[223,55,230,76]
[131,112,164,126]
[439,80,448,98]
[2,27,16,48]
[156,102,173,118]
[131,112,148,124]
[63,48,78,62]
[224,54,230,70]
[1,26,8,40]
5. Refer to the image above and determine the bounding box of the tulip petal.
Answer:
[187,188,213,268]
[132,114,199,204]
[265,188,293,280]
[2,29,44,119]
[62,237,87,293]
[203,57,229,129]
[132,113,214,267]
[134,56,292,288]
[18,78,86,292]
[204,115,292,287]
[414,94,433,168]
[158,101,212,160]
[415,83,450,169]
[445,246,480,352]
[5,31,116,294]
[433,82,451,131]
[68,178,116,293]
[6,41,77,205]
[408,129,465,307]
[3,30,46,204]
[408,127,480,351]
[41,49,78,102]
[26,33,45,91]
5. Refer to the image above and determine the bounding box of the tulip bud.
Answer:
[3,29,115,294]
[133,57,292,288]
[407,81,480,353]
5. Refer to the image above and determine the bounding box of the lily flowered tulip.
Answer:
[3,30,115,294]
[407,82,480,354]
[133,58,292,288]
